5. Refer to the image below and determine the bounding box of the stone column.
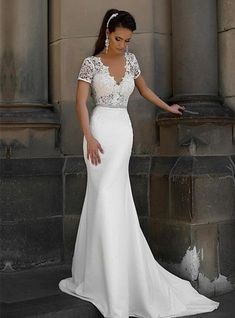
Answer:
[0,0,48,104]
[149,0,235,297]
[172,0,218,98]
[0,0,60,158]
[0,0,62,272]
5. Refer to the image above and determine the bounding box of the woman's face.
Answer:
[107,27,133,54]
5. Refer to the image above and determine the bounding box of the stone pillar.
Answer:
[0,0,62,272]
[149,0,235,297]
[0,0,48,104]
[172,0,218,97]
[0,0,60,158]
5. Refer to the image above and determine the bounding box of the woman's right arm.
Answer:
[75,80,104,165]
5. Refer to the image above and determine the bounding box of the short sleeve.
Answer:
[77,57,94,83]
[131,53,141,79]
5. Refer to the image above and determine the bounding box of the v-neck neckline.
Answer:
[94,52,128,86]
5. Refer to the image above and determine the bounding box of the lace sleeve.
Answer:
[77,57,94,83]
[130,53,141,79]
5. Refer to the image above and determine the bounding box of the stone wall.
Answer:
[218,0,235,111]
[49,0,156,155]
[1,0,235,299]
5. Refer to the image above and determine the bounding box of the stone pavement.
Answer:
[0,264,234,318]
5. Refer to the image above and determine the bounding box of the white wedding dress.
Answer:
[58,52,219,317]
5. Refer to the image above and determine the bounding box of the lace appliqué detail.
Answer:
[77,52,141,108]
[77,57,94,83]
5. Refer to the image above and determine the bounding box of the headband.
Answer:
[106,13,118,28]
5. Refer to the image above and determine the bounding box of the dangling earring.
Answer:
[105,32,109,54]
[126,45,129,53]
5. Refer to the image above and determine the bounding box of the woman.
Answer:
[59,9,219,318]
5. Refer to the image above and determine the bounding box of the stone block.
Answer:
[192,224,219,280]
[153,0,171,34]
[218,0,235,31]
[129,156,150,216]
[128,99,157,155]
[150,156,178,219]
[193,156,235,223]
[0,217,63,270]
[49,0,153,39]
[64,157,87,216]
[128,33,155,92]
[153,33,172,96]
[130,174,148,217]
[0,158,64,222]
[219,222,235,277]
[170,156,193,222]
[219,29,235,97]
[178,123,233,156]
[139,217,150,244]
[129,155,150,175]
[149,219,191,264]
[224,96,235,113]
[65,174,87,216]
[64,215,80,263]
[158,124,179,156]
[149,219,221,294]
[49,0,61,42]
[170,156,235,223]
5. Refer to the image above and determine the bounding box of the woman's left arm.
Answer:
[135,75,185,115]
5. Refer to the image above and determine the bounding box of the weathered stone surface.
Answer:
[178,123,233,156]
[63,215,80,263]
[129,156,150,175]
[0,217,63,270]
[192,224,219,280]
[170,157,193,222]
[150,156,178,219]
[218,29,235,98]
[157,119,235,157]
[224,96,235,113]
[158,125,179,156]
[64,157,87,216]
[130,174,148,216]
[153,33,172,97]
[49,0,153,40]
[129,156,150,216]
[218,0,235,31]
[65,174,87,216]
[0,175,63,221]
[149,219,191,264]
[194,175,235,223]
[153,0,171,34]
[219,222,235,277]
[0,158,64,222]
[193,156,235,223]
[170,156,235,223]
[171,0,218,95]
[0,0,48,104]
[139,216,150,244]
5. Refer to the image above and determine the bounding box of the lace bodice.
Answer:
[77,52,141,108]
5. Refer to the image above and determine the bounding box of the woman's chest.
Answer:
[91,70,135,97]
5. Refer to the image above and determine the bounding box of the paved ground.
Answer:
[0,264,234,317]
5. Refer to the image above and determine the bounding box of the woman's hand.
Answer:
[87,136,104,165]
[168,104,185,115]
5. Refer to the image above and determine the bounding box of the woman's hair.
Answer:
[93,9,136,56]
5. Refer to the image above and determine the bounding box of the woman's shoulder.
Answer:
[127,51,138,61]
[82,55,96,62]
[81,55,102,67]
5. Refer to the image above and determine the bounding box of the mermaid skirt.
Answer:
[59,105,219,318]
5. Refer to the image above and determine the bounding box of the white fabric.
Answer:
[77,52,141,108]
[59,52,219,317]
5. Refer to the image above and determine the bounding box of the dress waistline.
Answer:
[94,104,127,110]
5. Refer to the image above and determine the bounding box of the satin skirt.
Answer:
[58,105,219,318]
